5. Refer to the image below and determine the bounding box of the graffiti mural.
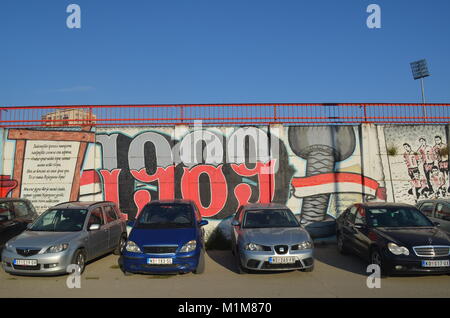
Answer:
[87,126,294,220]
[384,125,449,203]
[1,123,448,238]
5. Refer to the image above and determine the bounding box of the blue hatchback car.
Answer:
[120,200,208,275]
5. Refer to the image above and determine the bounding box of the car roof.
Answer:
[356,202,417,209]
[0,198,31,203]
[146,199,196,205]
[417,199,450,204]
[52,201,115,209]
[241,203,289,211]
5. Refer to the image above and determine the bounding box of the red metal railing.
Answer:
[0,103,449,127]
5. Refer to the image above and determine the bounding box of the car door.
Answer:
[419,202,435,219]
[434,203,450,234]
[0,201,20,247]
[352,206,371,256]
[103,205,122,250]
[86,207,109,259]
[11,200,35,233]
[193,205,205,245]
[341,205,359,252]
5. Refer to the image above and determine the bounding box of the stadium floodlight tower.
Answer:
[410,59,430,118]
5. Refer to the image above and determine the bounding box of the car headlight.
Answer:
[244,243,264,251]
[5,242,14,252]
[125,241,142,253]
[46,243,69,254]
[387,242,409,256]
[180,240,197,253]
[297,241,313,250]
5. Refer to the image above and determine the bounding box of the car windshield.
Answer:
[366,207,434,228]
[29,209,88,232]
[243,209,300,229]
[135,204,195,229]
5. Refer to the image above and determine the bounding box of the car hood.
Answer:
[128,227,197,247]
[7,231,81,249]
[374,227,450,247]
[241,227,310,246]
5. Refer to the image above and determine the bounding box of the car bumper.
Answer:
[239,249,314,271]
[1,249,73,276]
[121,249,201,274]
[382,250,450,274]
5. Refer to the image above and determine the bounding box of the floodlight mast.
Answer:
[410,59,430,120]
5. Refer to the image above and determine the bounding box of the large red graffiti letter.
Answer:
[231,159,276,204]
[181,165,227,218]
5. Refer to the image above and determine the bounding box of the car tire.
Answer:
[71,249,87,275]
[193,250,205,274]
[300,264,314,272]
[113,234,127,255]
[370,248,389,277]
[336,233,349,255]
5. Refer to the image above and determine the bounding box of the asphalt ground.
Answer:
[1,243,450,298]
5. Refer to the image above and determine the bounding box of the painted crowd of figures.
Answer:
[403,135,449,202]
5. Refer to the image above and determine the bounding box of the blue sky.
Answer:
[1,0,449,106]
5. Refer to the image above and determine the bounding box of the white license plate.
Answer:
[421,260,450,267]
[13,259,38,266]
[147,258,173,265]
[268,257,296,264]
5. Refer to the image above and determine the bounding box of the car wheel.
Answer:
[193,250,205,274]
[337,233,348,254]
[113,234,127,255]
[370,248,389,277]
[71,249,86,275]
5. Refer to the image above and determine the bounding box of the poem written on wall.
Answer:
[21,141,80,213]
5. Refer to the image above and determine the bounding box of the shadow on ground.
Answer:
[313,242,368,276]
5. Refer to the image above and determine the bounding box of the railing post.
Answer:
[363,104,368,123]
[180,105,184,124]
[273,104,277,122]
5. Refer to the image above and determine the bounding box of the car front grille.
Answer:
[13,264,41,270]
[142,246,178,254]
[413,246,450,257]
[16,248,41,257]
[274,245,289,255]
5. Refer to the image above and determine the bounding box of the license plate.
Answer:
[147,258,173,265]
[268,257,296,264]
[421,260,450,267]
[13,259,38,266]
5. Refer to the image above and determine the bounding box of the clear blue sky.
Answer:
[1,0,449,106]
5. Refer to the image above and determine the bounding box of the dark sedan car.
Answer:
[336,202,450,276]
[0,199,38,253]
[417,199,450,234]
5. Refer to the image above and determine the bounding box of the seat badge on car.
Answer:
[428,237,433,245]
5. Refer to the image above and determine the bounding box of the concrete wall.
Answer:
[1,124,448,238]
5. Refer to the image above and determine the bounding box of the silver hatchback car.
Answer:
[1,201,127,276]
[231,203,314,273]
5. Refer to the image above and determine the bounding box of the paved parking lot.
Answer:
[1,243,450,298]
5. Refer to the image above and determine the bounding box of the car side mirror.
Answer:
[126,220,135,228]
[231,220,240,227]
[433,222,441,227]
[26,223,33,229]
[199,220,208,227]
[89,224,101,231]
